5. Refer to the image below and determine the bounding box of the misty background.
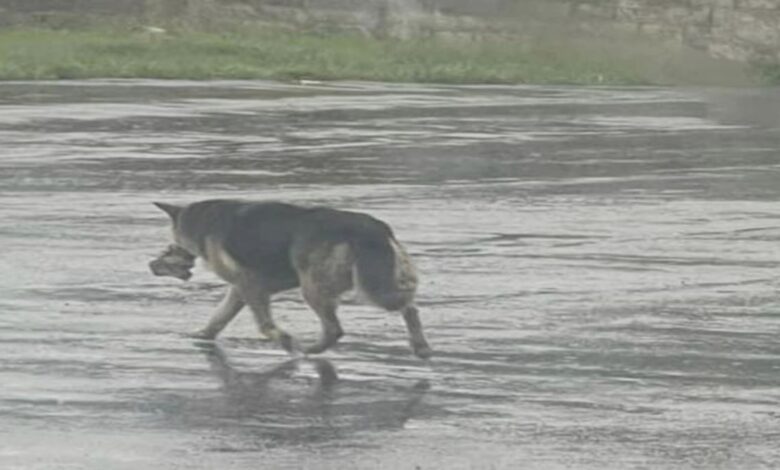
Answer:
[2,1,780,470]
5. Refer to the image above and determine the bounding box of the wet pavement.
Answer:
[1,80,780,469]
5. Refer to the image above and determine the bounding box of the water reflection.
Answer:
[178,343,432,447]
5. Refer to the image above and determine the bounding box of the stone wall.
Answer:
[569,0,780,63]
[0,0,778,63]
[410,0,780,63]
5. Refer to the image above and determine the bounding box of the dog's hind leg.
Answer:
[189,286,245,340]
[236,277,300,354]
[301,284,344,355]
[294,243,353,355]
[401,305,433,359]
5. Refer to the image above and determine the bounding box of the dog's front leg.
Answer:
[188,286,245,339]
[235,276,301,355]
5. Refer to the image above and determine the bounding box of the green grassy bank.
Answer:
[0,27,759,85]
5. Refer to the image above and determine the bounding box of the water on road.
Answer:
[1,80,780,469]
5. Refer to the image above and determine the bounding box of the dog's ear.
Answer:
[153,202,182,220]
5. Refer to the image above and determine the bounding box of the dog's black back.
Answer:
[177,199,396,292]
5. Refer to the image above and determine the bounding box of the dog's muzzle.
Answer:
[149,244,195,281]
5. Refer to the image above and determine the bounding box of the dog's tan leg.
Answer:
[188,286,245,340]
[401,305,432,359]
[293,243,353,355]
[301,284,344,355]
[236,277,300,354]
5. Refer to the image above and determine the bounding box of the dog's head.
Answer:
[151,202,196,280]
[149,243,195,281]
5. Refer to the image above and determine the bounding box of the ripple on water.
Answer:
[2,81,780,469]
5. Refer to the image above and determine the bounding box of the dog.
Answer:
[152,199,432,359]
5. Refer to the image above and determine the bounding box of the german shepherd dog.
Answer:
[152,199,432,359]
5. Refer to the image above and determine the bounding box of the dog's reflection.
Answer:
[201,342,338,395]
[193,342,430,440]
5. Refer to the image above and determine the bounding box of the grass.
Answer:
[756,63,780,85]
[0,26,758,85]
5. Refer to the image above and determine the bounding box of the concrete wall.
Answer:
[0,0,778,63]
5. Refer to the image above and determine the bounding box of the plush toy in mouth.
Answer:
[149,244,195,281]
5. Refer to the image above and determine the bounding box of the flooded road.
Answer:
[1,80,780,469]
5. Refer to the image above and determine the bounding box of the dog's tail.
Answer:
[351,234,417,311]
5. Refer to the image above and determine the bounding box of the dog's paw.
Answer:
[413,344,433,360]
[304,332,343,355]
[184,329,217,340]
[279,333,303,356]
[304,343,327,355]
